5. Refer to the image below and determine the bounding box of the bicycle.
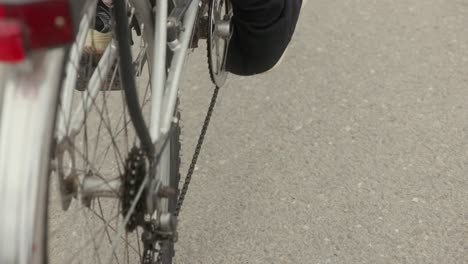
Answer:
[0,0,232,263]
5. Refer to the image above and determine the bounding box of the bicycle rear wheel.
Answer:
[47,1,180,263]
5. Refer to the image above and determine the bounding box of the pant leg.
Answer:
[226,0,303,76]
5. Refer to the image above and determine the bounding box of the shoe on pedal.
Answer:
[84,0,112,55]
[77,0,120,91]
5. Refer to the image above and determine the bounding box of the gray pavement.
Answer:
[174,0,468,263]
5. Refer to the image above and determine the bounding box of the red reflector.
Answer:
[0,0,74,50]
[0,19,26,63]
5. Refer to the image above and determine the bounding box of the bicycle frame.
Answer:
[151,0,200,140]
[144,0,201,219]
[55,0,201,196]
[57,0,200,153]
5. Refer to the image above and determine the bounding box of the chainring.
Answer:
[207,0,233,87]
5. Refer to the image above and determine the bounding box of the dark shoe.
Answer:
[226,0,303,76]
[84,0,112,54]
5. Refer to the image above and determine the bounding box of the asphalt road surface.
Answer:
[174,0,468,263]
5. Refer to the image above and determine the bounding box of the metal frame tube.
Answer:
[150,0,169,141]
[161,0,200,134]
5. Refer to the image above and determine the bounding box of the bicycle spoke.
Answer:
[93,61,118,168]
[66,139,121,197]
[103,174,150,264]
[120,90,130,155]
[125,232,130,264]
[92,112,105,163]
[70,43,118,136]
[65,213,121,263]
[136,228,142,263]
[81,206,104,264]
[101,83,124,176]
[87,85,125,168]
[97,199,121,264]
[96,75,151,172]
[62,199,140,264]
[82,89,91,172]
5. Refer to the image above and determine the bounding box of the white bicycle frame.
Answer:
[152,0,201,139]
[0,0,201,262]
[57,0,201,142]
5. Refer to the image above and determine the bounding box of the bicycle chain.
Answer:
[175,85,220,216]
[154,1,224,261]
[150,86,220,264]
[176,0,228,215]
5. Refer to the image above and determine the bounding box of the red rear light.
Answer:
[0,0,74,63]
[0,19,26,63]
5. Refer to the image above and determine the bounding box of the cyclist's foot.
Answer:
[77,0,120,91]
[269,0,308,72]
[226,0,304,76]
[84,0,112,55]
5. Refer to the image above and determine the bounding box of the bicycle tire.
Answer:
[0,49,66,264]
[114,0,154,158]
